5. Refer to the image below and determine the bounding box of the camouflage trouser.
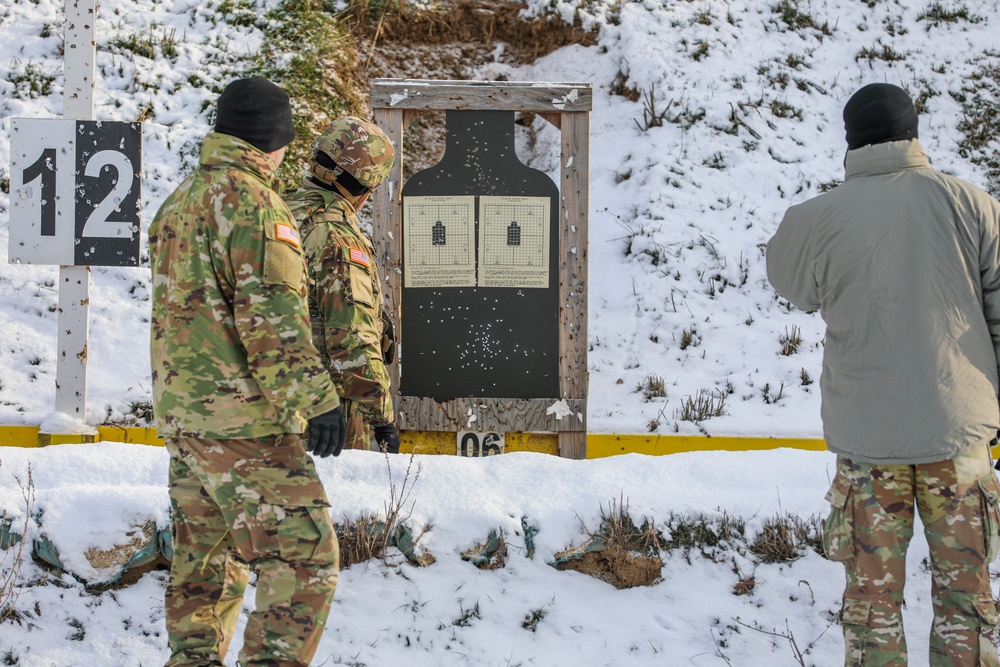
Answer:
[342,398,372,451]
[823,444,1000,667]
[164,434,339,667]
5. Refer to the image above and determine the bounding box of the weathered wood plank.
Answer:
[371,79,593,113]
[559,432,587,460]
[396,396,587,432]
[559,112,590,413]
[372,107,405,404]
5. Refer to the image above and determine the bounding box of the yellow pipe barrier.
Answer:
[3,426,999,461]
[0,426,165,448]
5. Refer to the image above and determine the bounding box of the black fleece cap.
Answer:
[843,83,918,150]
[214,77,296,153]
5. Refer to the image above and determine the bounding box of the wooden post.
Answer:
[54,0,97,422]
[557,111,590,459]
[371,107,405,401]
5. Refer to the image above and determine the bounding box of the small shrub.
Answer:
[522,604,549,632]
[111,27,179,61]
[856,43,908,65]
[750,514,824,563]
[663,511,745,562]
[634,83,669,130]
[335,453,426,567]
[770,99,803,120]
[6,61,56,99]
[127,399,155,424]
[732,560,756,596]
[1,464,34,623]
[554,497,663,589]
[450,601,481,628]
[610,68,640,102]
[680,326,700,350]
[780,325,802,355]
[694,10,713,25]
[917,2,982,29]
[771,0,832,35]
[691,40,710,62]
[638,374,667,401]
[703,152,727,169]
[675,389,727,422]
[218,0,261,27]
[761,382,785,404]
[335,513,388,568]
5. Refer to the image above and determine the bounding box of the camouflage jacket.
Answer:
[149,133,339,440]
[284,182,394,426]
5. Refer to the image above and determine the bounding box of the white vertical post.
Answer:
[54,0,96,421]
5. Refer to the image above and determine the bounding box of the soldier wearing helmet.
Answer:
[284,116,400,454]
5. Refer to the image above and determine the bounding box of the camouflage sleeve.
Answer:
[303,224,394,426]
[228,199,340,420]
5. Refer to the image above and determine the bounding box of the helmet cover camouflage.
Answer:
[310,117,395,190]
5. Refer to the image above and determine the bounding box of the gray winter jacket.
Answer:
[767,139,1000,464]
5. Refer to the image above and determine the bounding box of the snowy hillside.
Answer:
[2,0,1000,665]
[1,0,996,437]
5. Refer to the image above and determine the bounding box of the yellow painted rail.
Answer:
[0,425,826,457]
[4,426,999,460]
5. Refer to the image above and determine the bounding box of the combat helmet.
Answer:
[309,116,395,193]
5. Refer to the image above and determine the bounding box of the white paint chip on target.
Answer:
[546,399,573,420]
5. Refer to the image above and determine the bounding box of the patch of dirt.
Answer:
[555,544,664,590]
[351,0,596,67]
[346,0,597,174]
[83,523,153,571]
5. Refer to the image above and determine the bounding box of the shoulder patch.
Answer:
[346,247,371,270]
[275,222,301,247]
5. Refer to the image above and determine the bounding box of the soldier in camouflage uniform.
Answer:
[767,83,1000,666]
[149,76,347,667]
[824,451,1000,666]
[284,117,400,454]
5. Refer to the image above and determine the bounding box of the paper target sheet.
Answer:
[403,195,476,288]
[478,196,551,288]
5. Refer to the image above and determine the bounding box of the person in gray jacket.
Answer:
[767,83,1000,666]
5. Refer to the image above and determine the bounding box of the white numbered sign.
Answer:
[9,119,141,266]
[457,431,505,457]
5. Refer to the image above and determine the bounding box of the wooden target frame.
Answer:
[370,79,591,459]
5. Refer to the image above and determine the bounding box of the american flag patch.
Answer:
[275,222,300,247]
[348,247,371,269]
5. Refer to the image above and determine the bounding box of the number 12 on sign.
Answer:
[9,119,142,267]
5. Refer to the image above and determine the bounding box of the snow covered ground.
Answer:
[0,443,909,666]
[2,0,1000,664]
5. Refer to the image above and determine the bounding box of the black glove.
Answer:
[372,423,401,454]
[306,406,347,458]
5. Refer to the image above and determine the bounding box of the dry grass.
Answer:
[639,374,667,401]
[335,452,430,568]
[780,325,802,355]
[749,513,824,563]
[554,496,664,589]
[675,388,727,422]
[1,463,33,622]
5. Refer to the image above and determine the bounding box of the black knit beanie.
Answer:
[843,83,918,150]
[214,77,296,153]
